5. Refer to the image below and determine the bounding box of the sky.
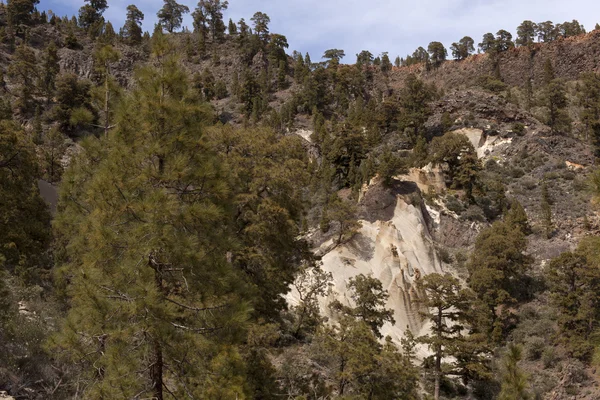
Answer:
[38,0,600,62]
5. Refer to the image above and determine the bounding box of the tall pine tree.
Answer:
[52,32,249,399]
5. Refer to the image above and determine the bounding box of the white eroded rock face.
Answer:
[289,192,443,343]
[397,164,446,194]
[452,127,513,159]
[0,391,15,400]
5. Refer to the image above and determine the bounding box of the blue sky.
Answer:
[39,0,600,62]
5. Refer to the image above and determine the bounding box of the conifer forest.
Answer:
[4,0,600,398]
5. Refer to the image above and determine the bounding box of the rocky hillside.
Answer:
[12,21,600,119]
[4,4,600,399]
[387,29,600,90]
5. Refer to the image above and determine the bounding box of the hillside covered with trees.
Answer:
[3,0,600,399]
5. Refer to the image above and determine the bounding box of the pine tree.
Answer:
[100,21,116,44]
[52,73,96,135]
[505,199,531,235]
[122,4,144,45]
[478,32,497,53]
[240,69,260,116]
[318,316,418,399]
[51,32,249,399]
[578,73,600,141]
[237,17,249,41]
[516,20,538,47]
[538,21,558,42]
[157,0,190,33]
[6,0,40,30]
[428,132,481,199]
[92,44,121,137]
[251,11,270,43]
[495,29,515,52]
[380,52,392,73]
[378,148,406,187]
[65,25,79,49]
[291,262,332,337]
[40,127,67,183]
[8,43,38,115]
[540,182,554,238]
[467,222,532,341]
[525,78,533,110]
[546,238,600,360]
[227,18,237,35]
[543,59,555,84]
[545,78,572,133]
[398,74,435,143]
[427,41,447,67]
[557,19,586,37]
[231,71,240,99]
[356,50,374,67]
[294,52,306,82]
[207,125,312,319]
[78,0,108,30]
[408,137,427,170]
[305,52,312,69]
[0,121,51,280]
[498,344,531,400]
[417,273,472,400]
[450,36,475,60]
[39,41,60,103]
[193,0,229,42]
[331,274,394,337]
[274,60,285,89]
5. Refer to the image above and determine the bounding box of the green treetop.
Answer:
[323,48,346,67]
[428,132,481,199]
[478,32,496,53]
[331,274,394,337]
[495,29,515,52]
[450,36,475,60]
[157,0,190,33]
[516,20,537,46]
[78,0,108,30]
[122,4,144,44]
[193,0,229,41]
[251,11,270,42]
[537,21,558,42]
[6,0,40,29]
[356,50,374,66]
[427,41,447,67]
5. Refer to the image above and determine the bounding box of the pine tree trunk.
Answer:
[434,350,441,400]
[150,254,165,399]
[104,73,110,138]
[339,358,346,395]
[435,307,443,400]
[151,339,164,400]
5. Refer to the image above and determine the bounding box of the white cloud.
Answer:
[42,0,600,61]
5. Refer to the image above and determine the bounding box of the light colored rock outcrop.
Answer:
[288,192,443,344]
[293,129,314,143]
[452,127,513,159]
[398,164,446,194]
